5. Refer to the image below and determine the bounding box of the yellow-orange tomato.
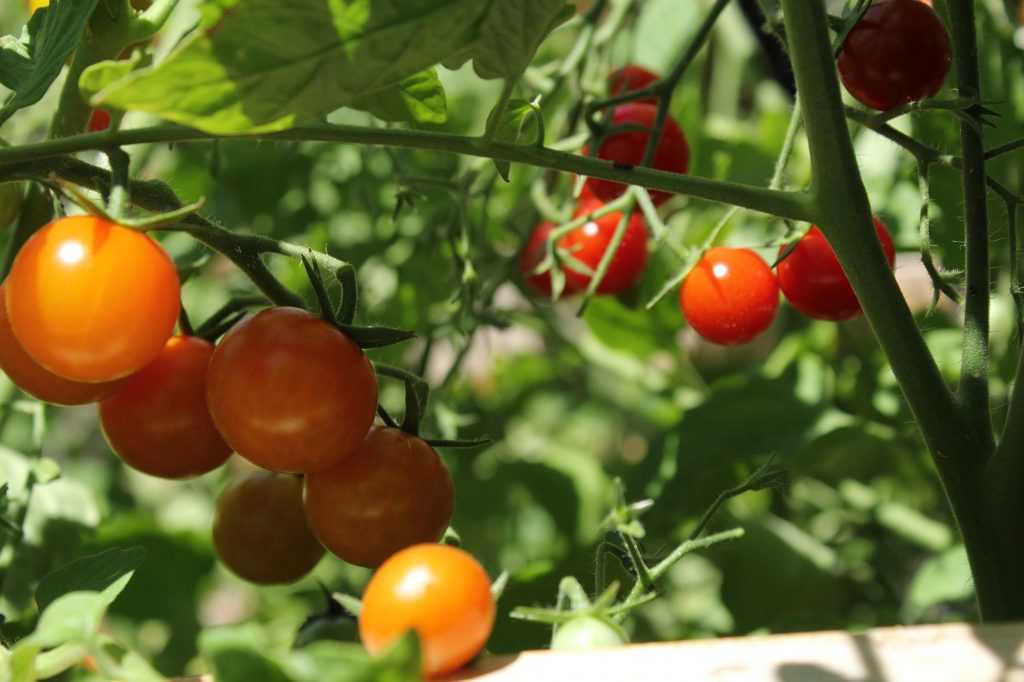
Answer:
[5,215,180,383]
[99,336,233,479]
[360,544,496,679]
[0,282,127,404]
[304,427,454,568]
[212,470,325,585]
[205,307,378,474]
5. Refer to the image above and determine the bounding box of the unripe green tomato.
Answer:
[550,616,629,650]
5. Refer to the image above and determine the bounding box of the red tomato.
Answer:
[303,427,454,568]
[680,247,779,345]
[205,307,378,474]
[359,544,496,679]
[584,103,690,206]
[99,336,233,479]
[87,110,111,133]
[776,218,896,321]
[520,221,579,298]
[5,215,180,383]
[559,200,648,294]
[0,282,127,405]
[213,470,325,585]
[608,65,660,104]
[837,0,951,111]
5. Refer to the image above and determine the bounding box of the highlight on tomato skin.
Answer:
[99,335,233,479]
[212,470,325,585]
[5,215,181,384]
[520,221,580,298]
[359,543,497,679]
[0,282,128,405]
[560,199,649,295]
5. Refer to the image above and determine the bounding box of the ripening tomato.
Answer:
[87,110,111,133]
[0,282,127,405]
[520,221,579,298]
[559,199,648,294]
[608,65,660,104]
[584,103,690,206]
[680,247,779,345]
[99,336,232,479]
[205,307,378,474]
[776,218,896,321]
[837,0,951,111]
[304,427,454,568]
[213,470,325,585]
[360,544,496,679]
[5,215,180,383]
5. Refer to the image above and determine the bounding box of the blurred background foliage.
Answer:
[2,0,1022,676]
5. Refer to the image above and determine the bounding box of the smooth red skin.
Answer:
[777,218,896,321]
[99,336,232,479]
[559,199,648,294]
[680,247,779,345]
[0,282,127,405]
[213,470,325,585]
[87,110,111,133]
[360,544,496,679]
[206,307,378,474]
[520,222,579,298]
[6,215,180,383]
[584,103,690,206]
[608,64,660,105]
[304,427,454,568]
[837,0,951,111]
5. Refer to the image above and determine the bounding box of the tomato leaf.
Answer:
[89,0,489,133]
[487,97,542,181]
[35,546,145,612]
[337,324,415,349]
[23,591,108,648]
[0,0,98,124]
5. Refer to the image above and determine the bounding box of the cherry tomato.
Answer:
[584,103,690,206]
[837,0,951,111]
[551,616,629,650]
[520,221,579,298]
[559,199,648,294]
[777,218,896,321]
[212,470,325,585]
[680,247,779,345]
[99,336,233,479]
[5,215,180,383]
[87,110,111,133]
[608,65,660,104]
[0,282,127,405]
[359,544,496,679]
[304,427,454,568]
[205,307,378,474]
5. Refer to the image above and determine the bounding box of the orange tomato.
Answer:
[99,336,233,479]
[359,544,496,678]
[5,215,180,383]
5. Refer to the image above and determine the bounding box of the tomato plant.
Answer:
[680,247,779,345]
[359,543,496,679]
[99,335,232,479]
[607,64,659,104]
[836,0,952,111]
[205,307,378,474]
[212,470,325,585]
[559,199,649,294]
[550,616,629,650]
[4,215,180,383]
[520,221,577,298]
[584,103,690,205]
[776,218,896,321]
[303,426,454,568]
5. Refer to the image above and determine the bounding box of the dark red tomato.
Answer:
[87,109,111,133]
[584,103,690,206]
[99,336,232,479]
[5,215,180,383]
[359,544,496,679]
[304,426,454,568]
[205,307,378,474]
[520,221,579,298]
[213,470,325,585]
[776,217,896,321]
[558,199,648,294]
[837,0,951,111]
[608,64,660,104]
[0,282,127,405]
[680,247,779,345]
